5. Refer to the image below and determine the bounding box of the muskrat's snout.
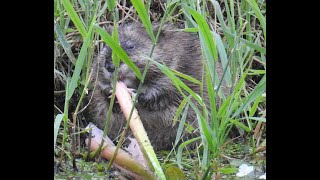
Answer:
[104,59,138,89]
[105,60,115,73]
[118,65,138,89]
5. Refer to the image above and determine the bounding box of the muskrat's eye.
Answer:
[125,41,135,50]
[128,44,135,50]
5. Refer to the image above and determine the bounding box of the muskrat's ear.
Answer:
[152,23,175,38]
[152,23,167,37]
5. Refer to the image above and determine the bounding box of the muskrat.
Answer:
[88,22,227,150]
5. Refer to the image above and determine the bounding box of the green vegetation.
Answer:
[54,0,266,179]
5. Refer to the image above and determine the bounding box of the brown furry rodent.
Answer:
[88,22,226,150]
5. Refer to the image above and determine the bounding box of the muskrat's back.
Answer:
[88,22,225,150]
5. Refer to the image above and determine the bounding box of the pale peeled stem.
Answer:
[115,81,165,179]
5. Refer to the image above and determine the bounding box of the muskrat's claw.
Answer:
[127,88,137,101]
[127,88,137,94]
[108,89,113,98]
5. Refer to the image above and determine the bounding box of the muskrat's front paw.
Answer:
[138,92,154,103]
[107,89,113,98]
[138,93,146,103]
[127,88,137,99]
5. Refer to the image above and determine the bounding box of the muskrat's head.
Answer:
[95,22,163,90]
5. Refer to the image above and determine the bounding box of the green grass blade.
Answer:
[111,22,120,67]
[153,60,203,104]
[94,25,142,80]
[210,0,228,31]
[107,0,116,11]
[228,119,251,132]
[232,75,266,118]
[249,93,262,117]
[201,145,209,171]
[170,69,202,85]
[217,95,232,119]
[218,167,238,174]
[67,18,95,100]
[236,0,243,30]
[177,28,199,33]
[54,114,64,147]
[250,117,266,122]
[245,0,266,40]
[130,0,156,43]
[217,71,248,136]
[206,65,217,129]
[78,0,86,13]
[54,0,58,17]
[209,0,233,43]
[239,117,266,122]
[229,70,248,106]
[212,31,232,86]
[62,0,88,38]
[188,100,216,152]
[97,0,109,18]
[248,69,265,75]
[54,22,76,64]
[174,104,189,146]
[180,1,196,28]
[240,38,266,55]
[184,6,222,89]
[200,34,217,86]
[177,137,201,168]
[186,7,218,61]
[228,0,236,33]
[173,96,190,126]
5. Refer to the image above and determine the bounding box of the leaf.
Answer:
[165,166,186,180]
[98,0,109,18]
[245,0,266,40]
[209,0,233,43]
[232,75,266,118]
[186,7,218,61]
[218,167,238,174]
[177,137,201,168]
[249,94,262,117]
[107,0,116,11]
[240,117,266,122]
[206,65,217,129]
[212,31,232,86]
[130,0,156,43]
[170,69,202,85]
[174,104,189,146]
[67,18,95,100]
[228,119,251,132]
[153,61,203,104]
[173,96,190,126]
[178,28,199,33]
[54,114,64,147]
[54,22,76,64]
[188,100,217,153]
[240,38,266,54]
[62,0,87,38]
[111,22,120,67]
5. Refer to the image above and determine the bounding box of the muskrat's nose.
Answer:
[106,63,115,72]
